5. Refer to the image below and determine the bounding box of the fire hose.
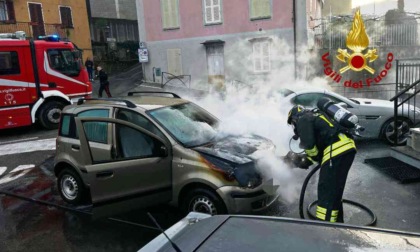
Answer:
[298,163,377,226]
[289,138,377,226]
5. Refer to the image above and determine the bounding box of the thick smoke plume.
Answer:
[180,37,331,203]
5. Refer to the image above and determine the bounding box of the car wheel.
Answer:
[58,168,87,205]
[382,118,411,145]
[38,101,65,130]
[182,188,227,215]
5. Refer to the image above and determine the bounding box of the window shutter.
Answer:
[162,0,179,29]
[167,48,183,76]
[162,0,170,28]
[170,0,179,28]
[205,0,212,23]
[250,0,271,19]
[213,0,221,22]
[262,42,270,71]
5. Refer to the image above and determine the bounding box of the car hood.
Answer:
[351,98,420,116]
[193,134,275,164]
[193,134,275,188]
[351,98,395,108]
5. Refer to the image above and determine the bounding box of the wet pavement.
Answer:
[0,139,420,251]
[0,155,183,251]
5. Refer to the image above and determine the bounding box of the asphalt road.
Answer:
[1,96,420,250]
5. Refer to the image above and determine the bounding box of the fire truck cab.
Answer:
[0,32,92,130]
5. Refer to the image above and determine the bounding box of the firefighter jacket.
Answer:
[295,111,356,165]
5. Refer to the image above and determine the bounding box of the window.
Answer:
[0,51,20,75]
[203,0,222,25]
[116,109,166,140]
[252,41,270,73]
[59,114,77,138]
[47,49,81,76]
[59,6,73,28]
[78,110,109,144]
[0,1,6,21]
[117,124,161,159]
[149,102,218,147]
[161,0,180,30]
[0,0,14,22]
[249,0,271,20]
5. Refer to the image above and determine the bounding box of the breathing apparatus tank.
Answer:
[317,97,362,130]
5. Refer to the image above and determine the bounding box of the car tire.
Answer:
[38,101,65,130]
[182,188,227,215]
[57,168,87,205]
[381,117,412,146]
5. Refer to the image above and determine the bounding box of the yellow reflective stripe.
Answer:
[319,115,334,127]
[330,216,337,223]
[322,142,356,165]
[323,137,354,157]
[317,206,327,214]
[316,212,326,220]
[331,210,339,217]
[337,133,349,141]
[305,146,319,157]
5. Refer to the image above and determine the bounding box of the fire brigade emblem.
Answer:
[5,93,14,102]
[337,9,378,74]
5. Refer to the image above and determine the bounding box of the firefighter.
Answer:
[287,104,357,223]
[97,66,112,98]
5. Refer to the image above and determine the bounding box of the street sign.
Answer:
[138,48,149,63]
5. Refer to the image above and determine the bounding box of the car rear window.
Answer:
[59,114,76,138]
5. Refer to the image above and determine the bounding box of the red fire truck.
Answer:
[0,32,92,130]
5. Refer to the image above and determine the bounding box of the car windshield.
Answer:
[148,102,218,147]
[278,88,294,97]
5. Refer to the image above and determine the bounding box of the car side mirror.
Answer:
[158,145,168,157]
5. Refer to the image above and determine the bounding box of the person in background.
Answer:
[85,57,94,81]
[97,66,112,98]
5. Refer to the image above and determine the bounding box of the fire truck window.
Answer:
[0,51,20,75]
[47,49,81,77]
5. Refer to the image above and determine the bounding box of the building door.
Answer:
[28,3,45,39]
[206,43,225,91]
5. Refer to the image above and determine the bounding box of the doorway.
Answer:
[205,42,225,92]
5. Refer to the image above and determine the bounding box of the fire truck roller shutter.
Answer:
[33,91,70,129]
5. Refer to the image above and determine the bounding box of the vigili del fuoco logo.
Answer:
[321,9,394,89]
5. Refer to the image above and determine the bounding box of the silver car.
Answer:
[281,88,420,145]
[54,93,278,215]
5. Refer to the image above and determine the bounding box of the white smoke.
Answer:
[172,38,330,204]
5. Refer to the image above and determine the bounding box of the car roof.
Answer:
[63,96,190,114]
[145,214,420,252]
[125,96,189,110]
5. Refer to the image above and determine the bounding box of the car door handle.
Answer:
[71,145,80,150]
[48,82,57,88]
[96,171,114,178]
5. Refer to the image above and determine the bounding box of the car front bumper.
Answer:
[217,186,279,214]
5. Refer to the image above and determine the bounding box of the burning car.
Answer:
[54,92,278,215]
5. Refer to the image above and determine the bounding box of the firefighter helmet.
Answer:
[287,105,306,125]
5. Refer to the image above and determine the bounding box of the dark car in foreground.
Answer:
[140,212,420,252]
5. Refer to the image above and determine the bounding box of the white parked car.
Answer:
[280,88,420,145]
